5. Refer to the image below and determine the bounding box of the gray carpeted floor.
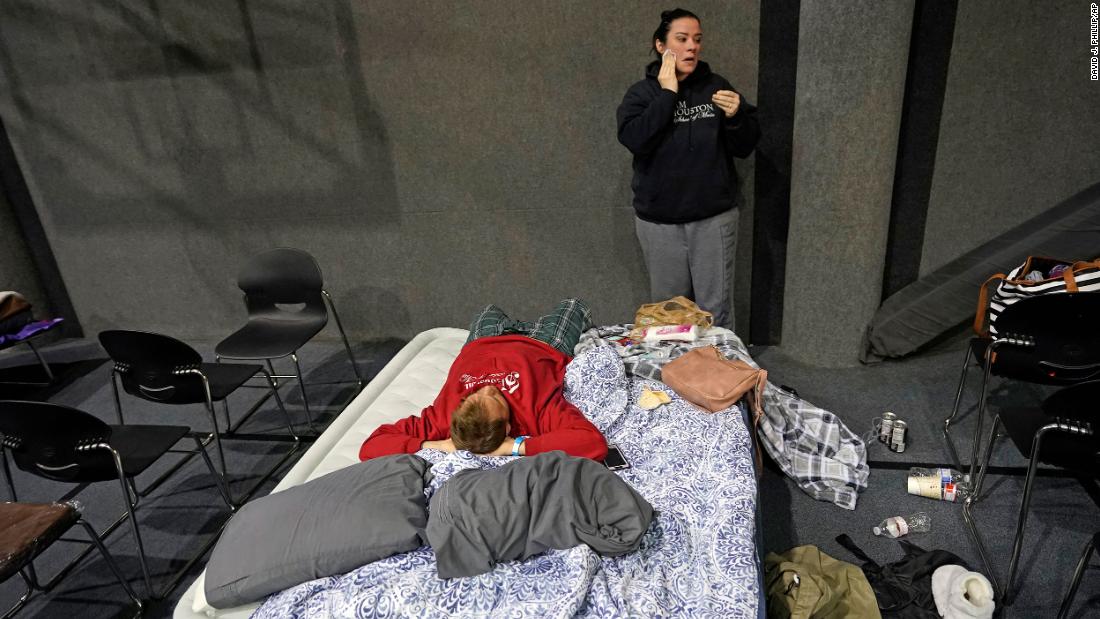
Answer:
[1,331,1097,618]
[752,333,1100,619]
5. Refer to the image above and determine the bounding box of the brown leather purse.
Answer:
[661,346,767,419]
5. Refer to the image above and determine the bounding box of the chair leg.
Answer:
[204,399,229,480]
[266,359,278,388]
[198,370,302,509]
[19,560,40,598]
[24,339,54,382]
[290,352,317,433]
[213,354,234,431]
[961,416,1006,600]
[263,370,299,441]
[943,346,974,468]
[109,370,126,425]
[970,414,1003,502]
[323,290,364,388]
[221,400,232,434]
[194,435,235,510]
[126,478,140,510]
[2,572,35,618]
[77,518,144,612]
[967,342,1001,484]
[110,452,155,599]
[1004,425,1054,605]
[1059,532,1100,619]
[962,495,1003,599]
[1,447,17,502]
[108,441,233,601]
[191,371,229,479]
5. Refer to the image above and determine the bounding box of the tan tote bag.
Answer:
[662,346,766,416]
[662,346,767,472]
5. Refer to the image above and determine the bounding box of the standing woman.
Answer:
[617,8,760,330]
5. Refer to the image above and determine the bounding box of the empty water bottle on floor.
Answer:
[907,467,972,502]
[873,512,930,538]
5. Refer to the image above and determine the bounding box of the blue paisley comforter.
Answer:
[252,345,759,619]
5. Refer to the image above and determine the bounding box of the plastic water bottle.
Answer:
[907,467,972,502]
[873,512,931,538]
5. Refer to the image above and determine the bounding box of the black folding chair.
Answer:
[962,379,1100,605]
[0,501,141,617]
[215,248,363,433]
[943,292,1100,484]
[0,400,232,598]
[98,329,299,504]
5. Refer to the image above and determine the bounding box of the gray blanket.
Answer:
[426,451,654,579]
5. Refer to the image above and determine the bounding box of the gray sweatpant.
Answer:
[634,208,738,328]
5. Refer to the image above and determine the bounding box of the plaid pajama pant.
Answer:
[465,298,593,356]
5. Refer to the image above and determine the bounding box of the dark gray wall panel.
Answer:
[920,2,1100,274]
[0,114,80,334]
[750,0,800,345]
[881,0,957,299]
[0,1,758,340]
[0,189,46,312]
[781,1,914,366]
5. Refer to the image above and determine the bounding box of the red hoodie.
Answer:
[358,335,607,461]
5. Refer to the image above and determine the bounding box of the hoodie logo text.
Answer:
[673,100,716,123]
[459,371,521,394]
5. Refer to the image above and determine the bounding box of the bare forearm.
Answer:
[481,437,526,457]
[421,438,455,452]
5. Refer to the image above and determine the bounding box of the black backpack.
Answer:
[836,534,970,618]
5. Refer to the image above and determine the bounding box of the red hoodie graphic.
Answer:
[358,335,607,461]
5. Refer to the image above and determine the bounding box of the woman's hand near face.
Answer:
[712,89,741,118]
[658,49,678,93]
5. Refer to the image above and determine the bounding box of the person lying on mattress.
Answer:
[358,298,609,462]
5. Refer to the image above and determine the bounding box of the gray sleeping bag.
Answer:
[426,450,654,578]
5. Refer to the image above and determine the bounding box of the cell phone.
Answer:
[603,444,630,471]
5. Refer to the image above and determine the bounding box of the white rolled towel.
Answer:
[932,564,996,619]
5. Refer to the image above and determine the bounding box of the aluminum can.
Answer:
[879,412,897,443]
[890,420,908,452]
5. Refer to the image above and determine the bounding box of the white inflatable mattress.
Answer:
[174,327,467,619]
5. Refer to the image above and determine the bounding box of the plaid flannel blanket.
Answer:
[576,325,868,510]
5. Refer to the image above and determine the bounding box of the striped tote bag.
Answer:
[973,256,1100,336]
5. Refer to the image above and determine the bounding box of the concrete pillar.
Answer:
[781,1,914,366]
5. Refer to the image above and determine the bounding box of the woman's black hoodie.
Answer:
[617,60,760,224]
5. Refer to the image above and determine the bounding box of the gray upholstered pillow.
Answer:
[204,454,431,608]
